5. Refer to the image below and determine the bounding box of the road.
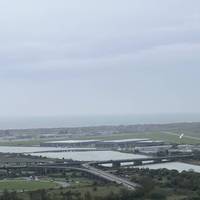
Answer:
[92,155,193,165]
[82,163,139,190]
[0,163,138,190]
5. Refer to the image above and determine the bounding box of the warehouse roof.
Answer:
[44,140,99,144]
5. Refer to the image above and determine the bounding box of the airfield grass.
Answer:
[0,131,200,146]
[0,180,58,191]
[79,132,200,145]
[0,140,41,146]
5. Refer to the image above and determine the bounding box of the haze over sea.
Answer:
[1,113,200,129]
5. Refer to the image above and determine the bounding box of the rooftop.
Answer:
[102,138,150,143]
[44,140,99,144]
[137,140,163,143]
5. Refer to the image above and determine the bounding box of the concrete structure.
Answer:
[96,138,165,149]
[0,155,194,191]
[135,140,165,147]
[135,145,173,151]
[92,155,194,167]
[0,164,138,190]
[96,138,149,149]
[41,140,99,148]
[135,145,173,155]
[41,138,165,149]
[82,163,138,190]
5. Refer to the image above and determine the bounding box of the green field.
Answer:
[64,184,122,197]
[0,131,200,146]
[0,180,58,191]
[15,184,123,200]
[79,131,200,144]
[0,140,41,146]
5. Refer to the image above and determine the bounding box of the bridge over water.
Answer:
[0,163,138,190]
[0,155,194,191]
[92,155,194,167]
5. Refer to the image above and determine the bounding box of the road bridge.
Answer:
[0,163,138,190]
[92,155,194,167]
[82,163,138,190]
[29,148,108,154]
[0,155,193,190]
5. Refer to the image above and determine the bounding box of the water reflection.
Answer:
[136,162,200,173]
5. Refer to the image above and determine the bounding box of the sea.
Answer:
[0,113,200,129]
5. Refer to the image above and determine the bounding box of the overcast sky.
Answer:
[0,0,200,117]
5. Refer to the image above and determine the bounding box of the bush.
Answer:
[149,191,166,200]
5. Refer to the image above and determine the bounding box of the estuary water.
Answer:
[0,146,148,161]
[0,146,200,172]
[0,146,88,153]
[31,151,148,161]
[136,162,200,173]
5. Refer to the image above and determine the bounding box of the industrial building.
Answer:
[41,138,165,149]
[41,140,99,148]
[135,145,173,155]
[135,140,165,147]
[96,138,150,148]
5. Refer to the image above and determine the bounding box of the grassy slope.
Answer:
[0,180,58,191]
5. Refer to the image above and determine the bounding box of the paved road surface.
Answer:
[2,164,138,190]
[82,163,139,190]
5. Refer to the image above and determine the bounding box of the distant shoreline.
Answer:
[0,113,200,130]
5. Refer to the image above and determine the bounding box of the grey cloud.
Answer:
[0,0,200,117]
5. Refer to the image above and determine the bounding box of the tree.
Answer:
[84,191,92,200]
